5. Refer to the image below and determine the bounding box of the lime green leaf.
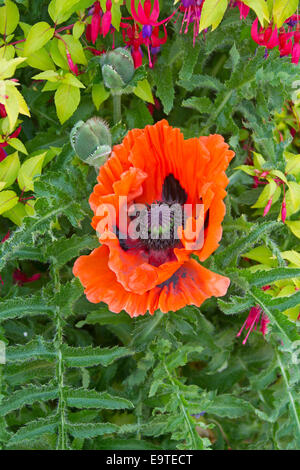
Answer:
[73,21,85,39]
[0,57,26,79]
[32,70,59,82]
[0,44,15,60]
[286,221,300,239]
[243,0,269,26]
[62,73,85,88]
[92,83,110,110]
[0,0,20,36]
[0,151,20,189]
[281,250,300,267]
[199,0,228,32]
[54,83,80,124]
[235,164,256,176]
[253,151,266,169]
[0,182,6,191]
[58,35,87,65]
[50,38,68,69]
[286,182,300,215]
[252,180,280,208]
[242,246,275,266]
[24,47,56,72]
[2,201,28,225]
[111,2,121,30]
[18,153,46,192]
[273,0,298,28]
[8,138,28,154]
[0,190,18,215]
[23,22,54,57]
[134,79,154,104]
[285,152,300,176]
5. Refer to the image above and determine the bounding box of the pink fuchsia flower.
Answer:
[278,28,294,57]
[102,0,112,37]
[237,305,270,344]
[0,103,7,118]
[179,0,204,46]
[130,0,177,66]
[263,197,272,216]
[292,30,300,64]
[66,50,79,75]
[235,1,250,19]
[13,269,41,286]
[87,1,102,44]
[251,18,279,49]
[121,23,145,68]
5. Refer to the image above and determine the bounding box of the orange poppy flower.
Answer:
[73,120,234,317]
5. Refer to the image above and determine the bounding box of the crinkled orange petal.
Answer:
[73,247,230,317]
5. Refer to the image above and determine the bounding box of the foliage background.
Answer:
[0,0,300,450]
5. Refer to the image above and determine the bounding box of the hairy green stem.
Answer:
[52,265,67,450]
[113,93,122,124]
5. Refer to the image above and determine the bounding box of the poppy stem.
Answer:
[112,93,122,124]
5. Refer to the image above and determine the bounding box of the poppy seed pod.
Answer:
[99,48,135,92]
[70,117,112,169]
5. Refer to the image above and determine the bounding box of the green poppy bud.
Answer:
[100,48,135,93]
[70,117,111,169]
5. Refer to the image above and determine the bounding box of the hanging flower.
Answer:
[178,0,204,45]
[251,18,279,49]
[292,30,300,64]
[130,0,176,66]
[237,305,270,344]
[121,22,145,68]
[235,1,250,19]
[73,120,234,317]
[86,1,102,44]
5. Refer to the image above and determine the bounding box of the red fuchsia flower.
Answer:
[147,96,161,115]
[0,125,22,150]
[0,103,7,118]
[121,23,145,68]
[251,18,279,49]
[178,0,204,46]
[263,197,272,217]
[0,148,7,162]
[13,269,41,286]
[285,14,300,29]
[292,29,300,64]
[86,1,102,44]
[66,50,79,75]
[278,28,294,57]
[102,0,112,37]
[130,0,176,66]
[234,1,250,20]
[237,305,270,344]
[1,231,10,243]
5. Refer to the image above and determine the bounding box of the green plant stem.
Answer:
[113,93,122,124]
[52,265,66,450]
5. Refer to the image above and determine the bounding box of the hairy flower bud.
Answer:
[70,117,111,169]
[99,48,135,93]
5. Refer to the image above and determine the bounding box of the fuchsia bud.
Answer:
[66,51,79,75]
[102,0,112,37]
[263,197,272,216]
[281,197,287,223]
[91,1,102,43]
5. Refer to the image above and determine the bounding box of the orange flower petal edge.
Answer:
[73,120,234,317]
